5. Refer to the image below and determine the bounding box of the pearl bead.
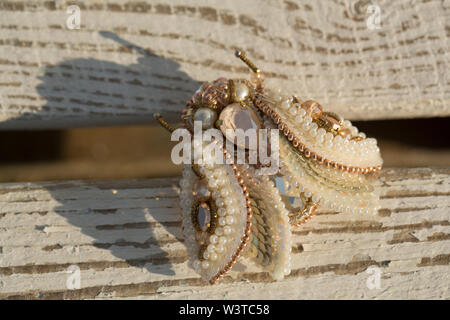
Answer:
[193,260,201,269]
[217,208,226,217]
[207,179,217,189]
[201,261,210,269]
[325,132,334,141]
[303,121,311,130]
[226,215,235,224]
[281,100,291,109]
[207,244,216,252]
[223,226,232,234]
[317,128,326,137]
[194,107,217,129]
[210,253,218,261]
[225,198,234,206]
[218,236,227,244]
[317,135,324,143]
[209,235,218,244]
[304,115,312,124]
[298,108,306,117]
[203,251,210,259]
[233,82,250,102]
[219,217,227,226]
[216,199,225,207]
[288,107,297,115]
[216,244,225,253]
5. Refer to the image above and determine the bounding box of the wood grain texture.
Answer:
[0,167,449,299]
[0,0,449,129]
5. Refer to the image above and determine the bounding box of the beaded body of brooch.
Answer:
[155,52,383,284]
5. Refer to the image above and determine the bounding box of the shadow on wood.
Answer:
[0,32,198,276]
[0,31,200,129]
[42,179,182,277]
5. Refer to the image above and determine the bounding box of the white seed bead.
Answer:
[281,100,291,109]
[216,244,225,253]
[303,121,311,130]
[203,251,210,259]
[226,215,235,224]
[218,217,227,226]
[207,244,216,252]
[298,108,306,117]
[201,261,210,269]
[218,236,227,244]
[209,235,218,244]
[210,253,218,261]
[325,132,334,141]
[225,198,234,206]
[317,135,324,143]
[304,115,312,124]
[288,107,297,115]
[218,208,227,217]
[317,128,326,137]
[223,226,232,234]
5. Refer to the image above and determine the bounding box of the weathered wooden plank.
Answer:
[0,168,449,299]
[0,0,448,129]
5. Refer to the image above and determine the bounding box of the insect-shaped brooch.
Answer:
[155,52,382,284]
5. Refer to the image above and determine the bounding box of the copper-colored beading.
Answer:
[209,147,253,284]
[252,94,382,175]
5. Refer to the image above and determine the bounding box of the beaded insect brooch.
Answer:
[155,52,382,284]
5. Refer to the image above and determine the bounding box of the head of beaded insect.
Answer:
[155,51,383,284]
